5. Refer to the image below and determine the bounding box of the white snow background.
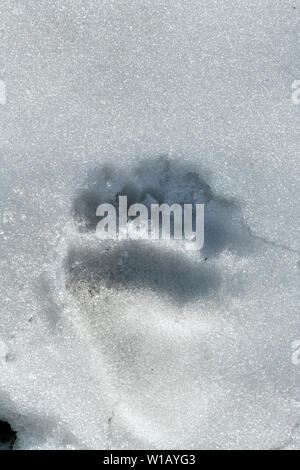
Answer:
[0,0,299,449]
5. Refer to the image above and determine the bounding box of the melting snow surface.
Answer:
[0,0,299,449]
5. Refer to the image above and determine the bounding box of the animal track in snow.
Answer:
[63,156,259,448]
[66,155,258,312]
[71,156,254,256]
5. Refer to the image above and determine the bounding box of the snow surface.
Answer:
[0,0,299,449]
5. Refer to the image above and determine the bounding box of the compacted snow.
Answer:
[0,0,299,449]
